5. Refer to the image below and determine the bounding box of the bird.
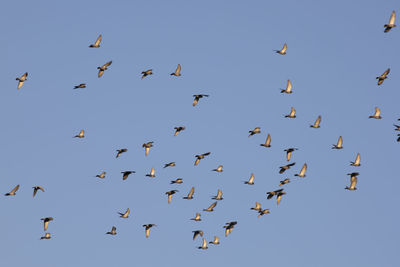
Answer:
[174,126,185,136]
[276,191,286,205]
[191,213,202,221]
[274,43,287,55]
[258,209,270,218]
[170,64,181,76]
[279,163,296,174]
[350,153,361,167]
[97,61,112,78]
[96,171,106,179]
[166,190,179,204]
[279,178,290,186]
[143,142,154,156]
[212,165,223,172]
[32,186,44,197]
[198,238,208,250]
[143,224,156,238]
[121,171,135,180]
[310,115,322,128]
[212,189,223,200]
[284,148,298,161]
[106,226,117,235]
[376,69,390,85]
[74,129,85,138]
[16,72,28,89]
[141,69,153,79]
[384,11,396,32]
[5,185,20,196]
[294,163,307,177]
[118,208,130,218]
[192,230,204,240]
[251,202,262,212]
[394,124,400,131]
[89,34,102,47]
[398,134,400,142]
[40,233,51,240]
[280,80,292,94]
[73,83,86,89]
[164,162,176,168]
[346,172,359,190]
[369,107,382,119]
[203,201,217,212]
[194,152,211,166]
[249,127,261,137]
[332,136,343,149]
[260,134,271,147]
[41,217,54,231]
[183,187,195,199]
[145,168,156,178]
[116,148,127,158]
[285,107,296,118]
[209,236,220,245]
[244,173,255,185]
[267,189,284,199]
[192,94,209,107]
[170,178,183,184]
[224,221,237,237]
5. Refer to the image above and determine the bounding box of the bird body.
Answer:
[16,72,28,89]
[143,224,156,238]
[251,202,262,211]
[198,238,208,249]
[40,233,51,240]
[97,61,112,78]
[209,236,220,245]
[191,213,202,221]
[376,69,390,85]
[346,172,359,190]
[284,148,298,161]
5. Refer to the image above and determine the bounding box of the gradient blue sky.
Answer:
[1,1,399,266]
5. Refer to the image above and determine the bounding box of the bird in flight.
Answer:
[249,127,261,137]
[260,134,271,148]
[143,142,154,156]
[145,168,155,178]
[192,94,209,107]
[284,148,298,161]
[194,152,211,166]
[141,69,153,79]
[244,173,255,185]
[16,72,28,90]
[170,178,183,184]
[294,163,308,177]
[170,64,181,76]
[275,43,287,55]
[5,185,20,196]
[198,238,208,250]
[41,217,54,231]
[280,80,293,94]
[376,68,390,85]
[279,178,290,186]
[384,11,396,32]
[40,233,51,240]
[74,130,85,138]
[212,189,223,200]
[166,190,179,203]
[332,136,343,149]
[106,226,117,235]
[267,189,284,200]
[32,186,45,197]
[164,162,176,168]
[89,34,102,48]
[346,172,359,190]
[191,213,202,221]
[118,208,130,218]
[212,165,223,172]
[279,162,296,174]
[310,115,322,128]
[143,224,156,238]
[285,107,296,118]
[183,187,195,199]
[258,208,270,218]
[369,107,382,119]
[116,148,127,158]
[394,124,400,131]
[224,221,237,237]
[276,191,286,205]
[174,126,185,136]
[97,61,112,78]
[350,153,361,166]
[192,230,204,240]
[209,236,220,245]
[74,83,86,89]
[251,202,262,212]
[121,171,135,180]
[203,201,218,212]
[96,171,106,179]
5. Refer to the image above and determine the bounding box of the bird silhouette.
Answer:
[106,226,117,235]
[310,116,321,128]
[244,173,255,185]
[249,127,261,137]
[143,142,154,156]
[203,201,217,212]
[284,148,298,161]
[174,126,185,136]
[32,186,45,197]
[164,162,176,168]
[279,178,290,186]
[121,171,135,180]
[332,136,343,149]
[350,153,361,166]
[166,190,179,203]
[141,69,153,79]
[194,152,211,166]
[192,94,209,107]
[346,172,359,190]
[95,171,106,179]
[191,213,202,221]
[209,236,220,245]
[198,238,208,250]
[279,163,296,174]
[294,163,307,177]
[73,83,86,89]
[212,189,223,200]
[118,208,130,218]
[116,148,128,158]
[41,217,54,231]
[145,168,156,178]
[143,224,156,238]
[212,165,223,172]
[376,69,390,85]
[74,130,85,138]
[285,107,296,118]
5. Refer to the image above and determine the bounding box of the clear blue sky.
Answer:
[1,1,399,266]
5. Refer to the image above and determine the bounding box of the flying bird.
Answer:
[174,126,185,136]
[198,238,208,250]
[73,83,86,89]
[118,208,130,218]
[224,221,237,237]
[284,148,298,161]
[106,226,117,235]
[346,172,359,191]
[192,230,204,240]
[96,171,106,179]
[369,107,382,119]
[350,153,361,166]
[394,124,400,131]
[376,69,390,85]
[164,162,176,168]
[192,94,209,107]
[258,209,270,218]
[332,136,343,149]
[121,171,135,180]
[285,107,296,118]
[209,236,220,245]
[279,163,296,174]
[89,34,102,48]
[41,217,53,231]
[166,190,179,204]
[40,233,51,240]
[16,72,28,89]
[141,69,153,79]
[32,186,45,197]
[143,224,156,238]
[250,202,262,212]
[145,168,155,178]
[143,142,154,156]
[244,173,255,185]
[280,80,293,94]
[294,163,307,177]
[212,189,223,200]
[276,191,286,205]
[275,43,287,55]
[191,213,202,221]
[212,165,223,172]
[260,134,271,147]
[310,116,321,128]
[279,178,290,186]
[74,129,85,138]
[170,64,181,76]
[97,61,112,78]
[194,152,211,166]
[249,127,261,137]
[170,178,183,184]
[384,11,396,32]
[116,148,127,158]
[267,189,284,200]
[203,201,217,212]
[183,187,195,199]
[5,185,20,196]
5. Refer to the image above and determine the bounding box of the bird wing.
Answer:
[208,201,217,210]
[188,187,195,198]
[300,164,307,176]
[124,208,130,217]
[389,11,396,25]
[383,68,390,76]
[98,69,104,78]
[290,107,296,116]
[255,202,261,210]
[350,176,357,189]
[249,174,254,183]
[175,64,181,75]
[375,107,381,117]
[287,80,292,92]
[286,151,292,161]
[337,136,343,147]
[44,220,49,231]
[10,185,20,194]
[145,147,150,156]
[168,194,172,203]
[95,34,102,46]
[193,97,199,107]
[281,43,287,53]
[145,228,150,238]
[17,80,24,89]
[202,238,207,248]
[315,116,321,127]
[194,158,200,166]
[217,189,223,198]
[355,153,360,165]
[265,134,271,146]
[103,61,112,68]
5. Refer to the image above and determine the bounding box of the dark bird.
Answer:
[16,72,28,89]
[294,163,307,177]
[267,189,284,199]
[376,69,390,85]
[384,11,396,32]
[41,217,53,231]
[145,168,155,178]
[141,69,153,79]
[192,230,204,240]
[258,209,270,218]
[279,163,296,174]
[118,208,130,218]
[183,187,195,199]
[310,115,321,128]
[249,127,261,137]
[170,178,183,184]
[194,152,211,166]
[96,171,106,179]
[394,124,400,131]
[97,61,112,78]
[40,233,51,240]
[74,129,85,138]
[121,171,135,180]
[164,162,176,168]
[170,64,181,76]
[166,190,179,204]
[143,142,154,156]
[116,148,127,158]
[106,226,117,235]
[260,134,271,147]
[280,79,292,94]
[279,178,290,186]
[193,94,209,107]
[32,186,45,197]
[369,107,382,119]
[5,185,20,196]
[284,148,298,161]
[276,191,286,205]
[89,34,102,47]
[332,136,343,149]
[174,126,185,136]
[212,189,223,200]
[274,43,287,55]
[285,107,296,118]
[224,221,237,237]
[203,201,217,212]
[73,83,86,89]
[345,173,359,191]
[350,153,361,167]
[143,224,156,238]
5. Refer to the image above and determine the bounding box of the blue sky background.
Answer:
[1,0,399,266]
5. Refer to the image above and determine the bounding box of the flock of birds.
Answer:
[8,10,399,249]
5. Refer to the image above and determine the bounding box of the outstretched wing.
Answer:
[389,11,396,25]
